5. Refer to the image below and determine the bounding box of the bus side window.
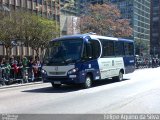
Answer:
[102,40,114,57]
[115,41,125,56]
[90,40,101,59]
[128,43,134,55]
[82,40,101,60]
[83,42,92,59]
[124,43,134,56]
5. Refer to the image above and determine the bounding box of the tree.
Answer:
[63,0,75,9]
[27,15,59,56]
[0,11,19,57]
[135,38,149,56]
[80,4,132,37]
[0,10,60,57]
[16,11,59,56]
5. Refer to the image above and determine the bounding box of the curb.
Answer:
[0,81,43,89]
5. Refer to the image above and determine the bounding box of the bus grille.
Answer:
[49,71,66,75]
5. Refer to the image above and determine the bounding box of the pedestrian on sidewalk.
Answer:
[32,56,42,81]
[0,58,5,85]
[12,60,19,80]
[3,60,11,84]
[28,57,34,82]
[9,56,15,79]
[22,56,28,83]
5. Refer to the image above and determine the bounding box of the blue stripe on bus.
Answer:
[123,56,135,74]
[75,59,100,83]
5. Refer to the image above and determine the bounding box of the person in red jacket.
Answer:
[12,60,19,80]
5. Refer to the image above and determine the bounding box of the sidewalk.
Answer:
[0,81,43,89]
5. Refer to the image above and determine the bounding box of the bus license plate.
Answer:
[54,81,61,84]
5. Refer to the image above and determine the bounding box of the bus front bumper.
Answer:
[42,75,80,84]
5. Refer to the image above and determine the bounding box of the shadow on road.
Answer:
[93,78,129,87]
[22,78,129,93]
[22,85,82,93]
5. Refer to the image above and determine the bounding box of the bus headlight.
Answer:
[68,68,78,75]
[41,69,47,75]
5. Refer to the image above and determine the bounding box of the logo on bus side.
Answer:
[112,60,114,66]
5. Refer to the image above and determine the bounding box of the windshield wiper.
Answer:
[66,58,80,64]
[66,58,72,62]
[61,56,68,65]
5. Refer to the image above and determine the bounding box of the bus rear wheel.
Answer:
[113,71,123,82]
[82,75,92,89]
[51,83,61,88]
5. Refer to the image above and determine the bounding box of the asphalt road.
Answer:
[0,67,160,114]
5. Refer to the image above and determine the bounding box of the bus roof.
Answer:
[90,35,118,41]
[89,35,133,42]
[51,34,133,42]
[51,34,85,41]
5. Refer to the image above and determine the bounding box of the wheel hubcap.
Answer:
[86,77,91,87]
[119,72,123,81]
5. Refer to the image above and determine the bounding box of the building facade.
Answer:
[0,0,80,57]
[104,0,151,55]
[150,0,160,56]
[60,0,80,35]
[79,0,104,4]
[0,0,61,57]
[78,0,151,55]
[0,0,60,20]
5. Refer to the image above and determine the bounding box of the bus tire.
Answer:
[82,75,92,89]
[51,83,61,88]
[113,71,123,82]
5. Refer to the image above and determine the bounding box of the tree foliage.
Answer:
[27,15,59,56]
[63,0,75,9]
[0,10,59,57]
[135,39,149,56]
[80,4,132,37]
[0,11,19,57]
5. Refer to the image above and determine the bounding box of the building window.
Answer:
[4,0,9,4]
[16,0,21,6]
[27,0,32,9]
[10,0,15,5]
[22,0,26,8]
[33,2,37,10]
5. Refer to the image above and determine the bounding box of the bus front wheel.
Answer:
[82,75,92,89]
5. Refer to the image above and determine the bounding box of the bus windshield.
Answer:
[43,39,83,65]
